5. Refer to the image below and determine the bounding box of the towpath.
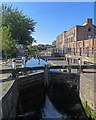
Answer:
[0,50,25,100]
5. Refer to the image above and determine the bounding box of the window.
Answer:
[88,36,91,39]
[71,37,73,41]
[88,27,91,31]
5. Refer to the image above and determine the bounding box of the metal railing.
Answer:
[0,64,96,74]
[52,46,96,57]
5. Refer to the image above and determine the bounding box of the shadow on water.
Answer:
[16,79,46,120]
[47,82,88,120]
[15,57,88,120]
[16,81,88,120]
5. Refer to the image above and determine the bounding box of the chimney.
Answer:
[86,18,92,24]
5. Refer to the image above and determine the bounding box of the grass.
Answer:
[3,82,10,91]
[82,100,96,120]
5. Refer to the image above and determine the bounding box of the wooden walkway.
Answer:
[0,64,96,74]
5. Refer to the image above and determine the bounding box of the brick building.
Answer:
[56,18,96,49]
[56,31,66,49]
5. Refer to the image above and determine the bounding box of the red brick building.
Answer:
[56,18,96,49]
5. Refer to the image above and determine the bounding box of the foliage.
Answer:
[82,100,96,120]
[46,45,52,48]
[31,45,38,51]
[27,45,32,50]
[2,4,36,45]
[92,113,96,120]
[2,26,17,59]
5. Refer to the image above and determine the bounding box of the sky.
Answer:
[2,1,95,45]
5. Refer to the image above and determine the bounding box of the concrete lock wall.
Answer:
[0,71,44,119]
[49,71,79,91]
[16,71,44,91]
[80,73,96,111]
[0,80,18,119]
[1,70,96,119]
[1,71,79,119]
[50,71,96,112]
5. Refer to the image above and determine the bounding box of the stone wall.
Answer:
[50,71,96,112]
[1,69,96,119]
[0,71,44,119]
[49,71,79,91]
[80,72,96,111]
[0,80,18,119]
[16,71,45,116]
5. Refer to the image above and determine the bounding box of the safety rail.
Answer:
[52,46,96,57]
[0,66,45,74]
[0,64,96,74]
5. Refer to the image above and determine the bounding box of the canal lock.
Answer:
[15,58,89,120]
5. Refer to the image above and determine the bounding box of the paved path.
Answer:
[0,50,25,100]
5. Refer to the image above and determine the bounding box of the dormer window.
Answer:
[88,27,91,31]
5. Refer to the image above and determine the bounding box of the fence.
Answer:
[52,46,96,57]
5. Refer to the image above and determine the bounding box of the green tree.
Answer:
[27,45,32,50]
[2,26,17,59]
[2,4,36,45]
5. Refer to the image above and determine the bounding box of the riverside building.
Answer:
[56,18,96,49]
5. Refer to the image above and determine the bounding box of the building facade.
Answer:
[56,18,96,49]
[56,31,66,49]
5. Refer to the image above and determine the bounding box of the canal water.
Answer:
[17,57,88,120]
[26,57,58,72]
[26,57,48,67]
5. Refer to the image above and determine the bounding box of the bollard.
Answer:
[69,56,72,65]
[82,60,85,65]
[92,47,94,54]
[72,58,74,64]
[68,56,71,73]
[70,48,71,55]
[79,47,81,56]
[78,57,81,67]
[87,47,89,57]
[12,58,16,70]
[74,47,75,55]
[63,48,64,54]
[92,47,93,54]
[66,57,68,62]
[22,57,26,67]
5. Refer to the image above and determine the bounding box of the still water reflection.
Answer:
[26,57,58,72]
[26,57,48,67]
